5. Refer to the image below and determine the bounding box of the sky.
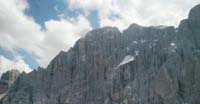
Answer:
[0,0,199,75]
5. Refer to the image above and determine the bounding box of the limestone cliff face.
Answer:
[0,70,20,100]
[0,70,20,94]
[1,4,200,104]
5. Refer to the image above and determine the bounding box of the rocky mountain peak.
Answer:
[189,4,200,28]
[0,70,20,94]
[126,23,142,30]
[84,26,121,41]
[0,70,20,86]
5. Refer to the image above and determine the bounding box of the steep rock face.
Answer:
[0,70,20,100]
[189,4,200,28]
[188,4,200,48]
[1,4,200,104]
[0,70,20,94]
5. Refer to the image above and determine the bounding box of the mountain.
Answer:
[1,4,200,104]
[0,70,20,99]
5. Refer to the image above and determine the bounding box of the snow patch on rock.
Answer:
[118,55,134,67]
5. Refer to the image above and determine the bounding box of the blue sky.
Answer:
[25,0,99,28]
[0,0,199,73]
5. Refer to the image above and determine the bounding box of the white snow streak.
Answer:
[118,55,134,67]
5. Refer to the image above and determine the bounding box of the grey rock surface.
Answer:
[0,70,21,101]
[1,4,200,104]
[0,70,20,94]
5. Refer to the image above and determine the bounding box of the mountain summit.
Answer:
[1,4,200,104]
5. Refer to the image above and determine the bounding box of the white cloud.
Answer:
[68,0,200,30]
[38,16,91,66]
[0,55,32,76]
[0,0,92,67]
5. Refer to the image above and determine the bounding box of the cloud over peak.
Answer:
[68,0,200,30]
[0,55,32,76]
